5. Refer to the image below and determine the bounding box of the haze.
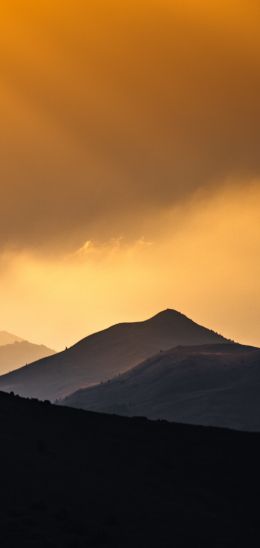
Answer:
[0,0,259,349]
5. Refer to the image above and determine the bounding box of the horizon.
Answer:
[0,306,255,352]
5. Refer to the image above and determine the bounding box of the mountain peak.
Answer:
[149,309,189,322]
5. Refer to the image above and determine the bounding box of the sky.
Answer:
[0,0,259,349]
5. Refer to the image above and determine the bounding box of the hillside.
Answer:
[1,390,260,547]
[0,331,24,346]
[62,343,260,431]
[0,309,228,401]
[0,341,55,375]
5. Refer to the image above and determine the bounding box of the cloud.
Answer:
[0,0,259,252]
[0,182,259,349]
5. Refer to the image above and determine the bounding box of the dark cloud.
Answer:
[0,0,259,251]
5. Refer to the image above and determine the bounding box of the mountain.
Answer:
[0,309,229,401]
[0,341,56,375]
[0,330,24,346]
[62,343,260,431]
[1,390,260,547]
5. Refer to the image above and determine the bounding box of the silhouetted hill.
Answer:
[62,343,260,431]
[0,310,228,401]
[1,391,260,547]
[0,331,24,346]
[0,341,56,375]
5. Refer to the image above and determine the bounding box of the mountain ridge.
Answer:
[0,340,56,375]
[0,330,24,346]
[0,309,229,401]
[61,342,260,431]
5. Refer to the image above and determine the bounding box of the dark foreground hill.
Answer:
[0,309,228,401]
[0,341,55,375]
[1,391,260,547]
[62,343,260,431]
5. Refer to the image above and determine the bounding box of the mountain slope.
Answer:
[0,309,228,401]
[1,390,260,547]
[0,341,56,375]
[62,343,260,431]
[0,331,24,346]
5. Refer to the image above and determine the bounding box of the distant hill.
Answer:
[62,343,260,431]
[0,341,56,375]
[1,391,260,546]
[0,331,24,346]
[0,309,228,401]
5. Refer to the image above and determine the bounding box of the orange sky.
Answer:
[0,1,259,349]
